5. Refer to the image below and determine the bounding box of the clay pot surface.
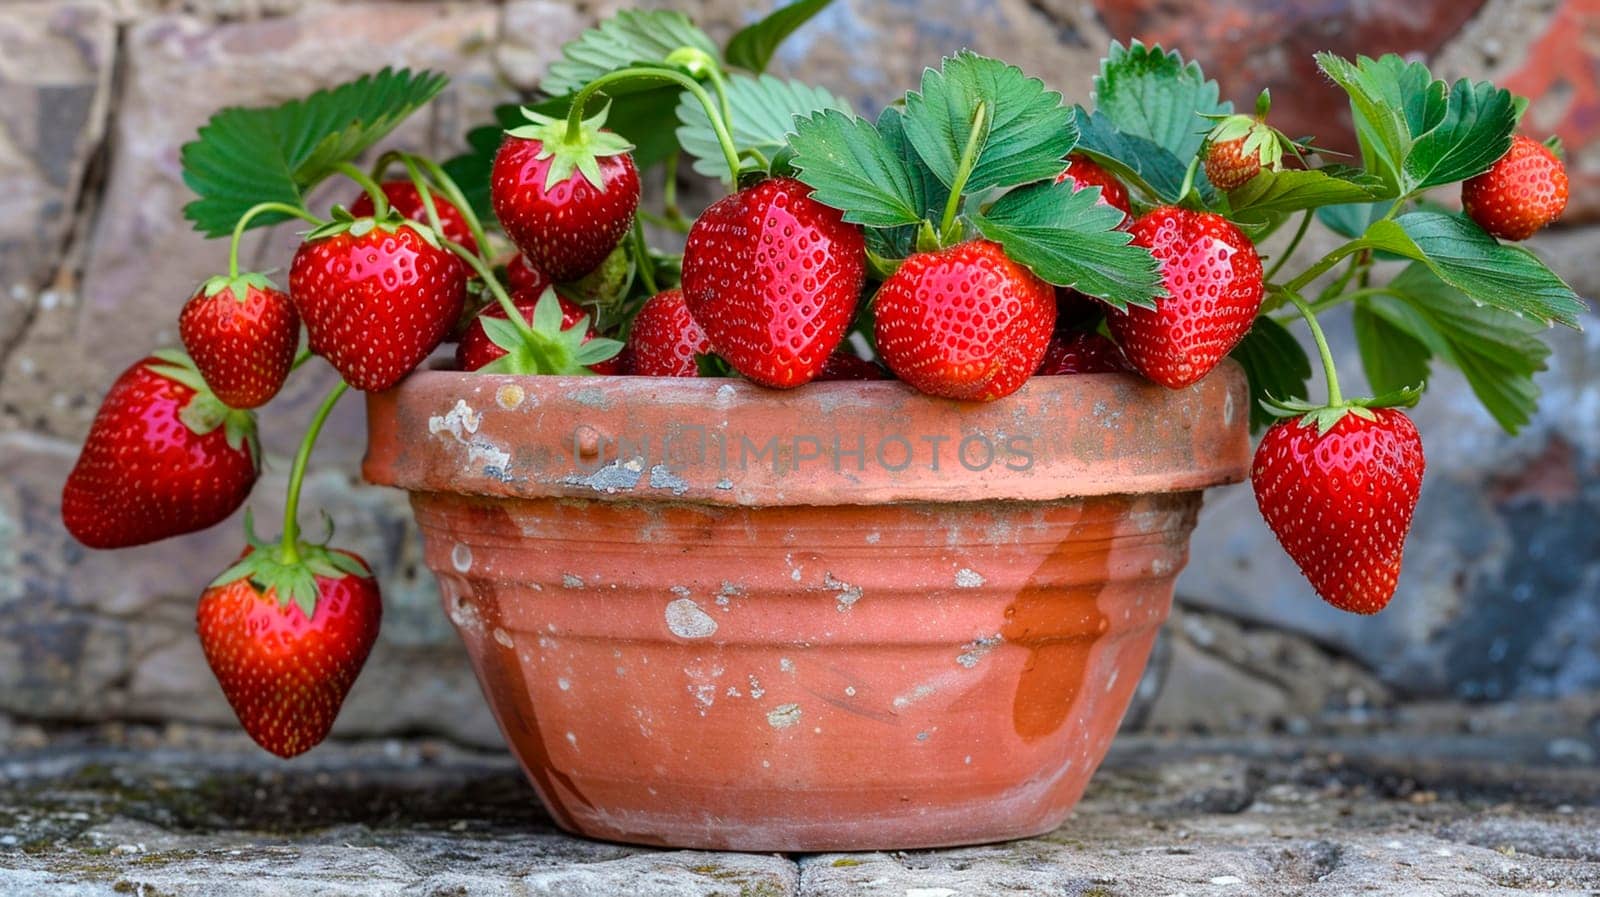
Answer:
[364,367,1249,850]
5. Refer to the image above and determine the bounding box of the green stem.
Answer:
[337,162,389,219]
[704,65,735,137]
[1284,290,1343,407]
[1279,241,1367,297]
[663,150,681,218]
[279,380,350,565]
[397,156,447,245]
[632,219,658,295]
[1263,210,1313,282]
[638,209,692,234]
[565,67,742,184]
[1176,155,1201,205]
[228,202,323,278]
[290,347,313,371]
[939,102,988,237]
[443,237,533,339]
[406,154,492,265]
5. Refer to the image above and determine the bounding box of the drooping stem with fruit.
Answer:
[563,65,743,184]
[1282,290,1343,407]
[336,162,391,218]
[278,379,350,566]
[228,202,325,279]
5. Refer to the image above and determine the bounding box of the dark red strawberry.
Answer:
[178,273,299,409]
[1105,207,1264,389]
[289,219,467,392]
[62,352,258,549]
[491,109,640,282]
[350,182,479,255]
[1035,330,1132,375]
[198,544,380,758]
[681,177,867,388]
[456,288,621,374]
[1462,134,1569,241]
[1054,288,1104,331]
[505,255,551,295]
[1056,155,1131,225]
[873,240,1055,401]
[620,288,712,377]
[1252,407,1425,614]
[815,351,887,381]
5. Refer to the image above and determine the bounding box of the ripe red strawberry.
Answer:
[289,220,467,392]
[198,544,380,758]
[492,109,640,282]
[1035,330,1132,376]
[1252,408,1425,614]
[1105,207,1265,389]
[505,255,551,295]
[350,182,479,255]
[1204,136,1260,191]
[1462,134,1569,241]
[681,177,866,388]
[1056,155,1131,225]
[873,240,1055,401]
[62,352,258,549]
[178,274,299,409]
[620,288,712,377]
[815,350,888,381]
[456,288,621,374]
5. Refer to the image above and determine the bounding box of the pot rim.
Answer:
[362,362,1251,507]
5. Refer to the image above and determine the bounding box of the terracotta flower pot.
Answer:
[362,364,1250,851]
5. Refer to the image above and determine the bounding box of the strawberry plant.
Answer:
[61,3,1585,758]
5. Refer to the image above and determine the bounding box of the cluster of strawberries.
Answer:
[59,28,1571,759]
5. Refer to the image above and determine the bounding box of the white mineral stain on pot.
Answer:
[450,543,473,573]
[954,568,986,588]
[1223,388,1236,426]
[1105,669,1119,693]
[665,598,717,639]
[865,531,881,544]
[670,585,692,598]
[844,686,856,697]
[823,572,863,611]
[648,464,690,495]
[716,383,736,404]
[565,731,578,748]
[428,399,481,440]
[766,703,802,729]
[562,573,584,589]
[748,676,765,699]
[715,581,744,607]
[492,627,513,648]
[495,383,525,410]
[447,592,482,634]
[956,633,1003,668]
[557,677,571,691]
[779,657,795,673]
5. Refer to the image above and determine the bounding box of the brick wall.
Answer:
[0,0,1595,745]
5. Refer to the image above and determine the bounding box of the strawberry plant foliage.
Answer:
[182,68,446,237]
[724,0,837,74]
[676,75,850,180]
[541,10,720,96]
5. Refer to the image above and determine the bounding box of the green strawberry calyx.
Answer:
[506,104,635,192]
[147,348,261,464]
[210,511,372,621]
[479,287,623,375]
[302,205,444,249]
[200,271,278,304]
[1260,384,1423,436]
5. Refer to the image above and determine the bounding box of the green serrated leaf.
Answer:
[1364,263,1552,433]
[1406,77,1517,190]
[1353,300,1432,396]
[862,106,951,259]
[1093,41,1230,165]
[181,67,447,238]
[970,178,1163,310]
[542,10,720,96]
[1229,315,1313,432]
[788,108,923,228]
[677,74,849,180]
[1360,212,1588,328]
[1316,199,1394,240]
[902,51,1077,196]
[725,0,835,74]
[1226,166,1391,222]
[1072,106,1207,204]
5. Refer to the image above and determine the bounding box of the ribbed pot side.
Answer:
[363,366,1250,851]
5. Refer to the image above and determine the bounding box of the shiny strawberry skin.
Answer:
[197,551,381,758]
[289,225,467,392]
[505,255,551,295]
[1034,330,1133,376]
[1056,154,1131,225]
[1252,409,1425,615]
[681,177,867,388]
[620,289,712,377]
[1462,134,1569,241]
[873,240,1056,401]
[491,135,640,282]
[1204,136,1260,191]
[62,359,258,549]
[179,283,299,409]
[1106,207,1265,389]
[455,288,621,374]
[350,182,479,255]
